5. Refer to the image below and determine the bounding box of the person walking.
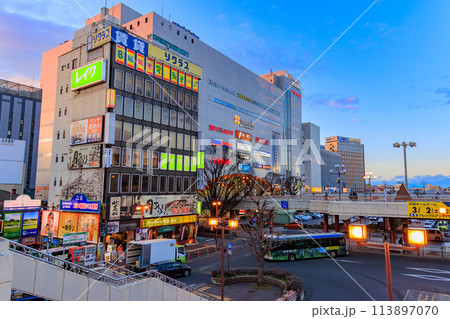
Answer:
[382,233,387,243]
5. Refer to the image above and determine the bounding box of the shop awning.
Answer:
[158,226,175,233]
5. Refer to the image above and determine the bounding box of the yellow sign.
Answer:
[407,201,450,220]
[311,187,323,194]
[192,77,199,92]
[147,44,202,79]
[90,26,112,50]
[142,214,196,228]
[126,49,135,68]
[106,89,116,108]
[115,44,125,65]
[163,64,170,82]
[146,57,154,76]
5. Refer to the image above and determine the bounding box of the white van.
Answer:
[425,228,444,242]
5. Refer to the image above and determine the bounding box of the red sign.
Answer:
[292,90,301,98]
[255,137,269,145]
[262,165,271,170]
[209,124,234,135]
[235,130,252,142]
[212,157,230,165]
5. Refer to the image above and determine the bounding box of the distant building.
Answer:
[301,123,321,188]
[325,136,365,192]
[0,79,41,197]
[320,145,342,189]
[426,184,442,192]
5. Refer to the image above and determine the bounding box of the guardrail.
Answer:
[2,237,217,301]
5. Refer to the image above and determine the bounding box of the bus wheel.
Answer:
[288,254,295,262]
[330,251,337,258]
[435,237,441,242]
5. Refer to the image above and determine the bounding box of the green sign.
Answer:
[63,232,87,245]
[176,155,183,171]
[160,153,168,169]
[197,202,202,215]
[191,156,197,172]
[184,156,190,171]
[197,152,205,169]
[169,154,176,170]
[71,59,106,90]
[158,225,175,233]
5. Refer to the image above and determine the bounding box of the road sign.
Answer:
[228,243,232,255]
[407,201,450,220]
[281,201,289,209]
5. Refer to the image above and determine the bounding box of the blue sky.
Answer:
[1,0,449,187]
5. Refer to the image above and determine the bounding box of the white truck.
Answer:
[126,239,186,271]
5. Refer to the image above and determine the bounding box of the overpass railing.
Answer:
[2,237,217,301]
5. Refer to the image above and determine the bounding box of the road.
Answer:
[180,236,450,301]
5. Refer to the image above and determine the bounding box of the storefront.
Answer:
[142,214,197,244]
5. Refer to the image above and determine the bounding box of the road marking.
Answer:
[338,260,363,264]
[189,284,197,287]
[197,286,211,292]
[402,274,450,281]
[405,267,450,275]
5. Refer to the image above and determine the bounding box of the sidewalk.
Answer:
[194,282,283,301]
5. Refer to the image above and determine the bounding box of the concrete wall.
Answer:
[0,241,13,300]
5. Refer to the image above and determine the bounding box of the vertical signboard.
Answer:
[106,89,116,109]
[146,57,154,76]
[178,71,185,87]
[163,64,170,81]
[192,77,199,92]
[126,49,135,68]
[155,61,162,78]
[115,44,125,65]
[186,74,192,90]
[171,68,178,85]
[136,53,145,72]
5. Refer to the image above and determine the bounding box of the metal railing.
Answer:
[2,237,217,301]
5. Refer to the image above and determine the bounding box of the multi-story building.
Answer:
[0,79,41,197]
[325,136,365,192]
[320,145,343,189]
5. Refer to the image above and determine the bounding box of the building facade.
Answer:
[325,136,365,192]
[0,80,41,196]
[320,145,343,189]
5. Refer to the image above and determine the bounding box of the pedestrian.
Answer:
[398,237,403,245]
[382,233,387,242]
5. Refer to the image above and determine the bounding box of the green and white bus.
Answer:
[265,233,347,261]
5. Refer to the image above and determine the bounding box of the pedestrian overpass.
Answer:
[0,238,216,301]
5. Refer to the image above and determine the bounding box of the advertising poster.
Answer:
[106,89,116,109]
[109,197,121,220]
[163,64,170,82]
[134,194,197,218]
[178,71,185,87]
[70,116,103,145]
[40,211,60,237]
[186,74,192,90]
[68,144,101,169]
[57,212,79,238]
[2,212,22,238]
[78,213,100,244]
[192,77,199,92]
[115,44,125,65]
[21,211,39,237]
[146,57,154,76]
[136,53,145,72]
[155,61,162,78]
[126,48,135,68]
[171,68,178,84]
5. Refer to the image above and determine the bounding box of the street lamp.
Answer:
[208,218,239,301]
[212,201,222,249]
[330,164,346,200]
[364,172,377,200]
[393,141,416,189]
[349,224,426,301]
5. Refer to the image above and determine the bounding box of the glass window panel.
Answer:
[160,175,167,193]
[122,148,131,167]
[154,84,161,101]
[170,88,177,105]
[152,152,159,169]
[190,177,196,193]
[124,97,133,117]
[184,134,191,151]
[134,100,143,119]
[121,174,130,193]
[145,80,153,98]
[112,147,121,166]
[114,95,123,115]
[114,69,124,90]
[143,126,152,145]
[177,133,183,149]
[162,86,170,103]
[135,76,144,95]
[178,92,184,107]
[109,173,119,193]
[183,177,189,193]
[152,128,161,147]
[170,110,177,127]
[191,136,197,151]
[123,122,132,141]
[169,131,176,148]
[115,121,122,141]
[184,114,191,130]
[151,176,159,193]
[144,103,152,121]
[153,105,161,124]
[160,129,168,147]
[133,124,142,143]
[192,115,198,131]
[132,174,140,192]
[176,176,182,193]
[168,176,175,193]
[161,108,169,125]
[142,175,149,193]
[192,96,198,111]
[143,150,149,169]
[133,149,141,168]
[177,111,184,129]
[185,94,191,110]
[125,73,134,92]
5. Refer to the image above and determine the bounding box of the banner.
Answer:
[63,232,87,246]
[126,49,135,68]
[135,195,197,219]
[68,144,101,169]
[192,77,199,92]
[178,71,185,87]
[2,212,22,238]
[70,116,103,145]
[4,195,41,211]
[58,212,79,238]
[171,68,178,84]
[115,44,125,65]
[78,214,100,243]
[155,61,162,78]
[168,154,176,170]
[136,53,145,72]
[186,74,192,90]
[40,211,60,237]
[106,89,116,109]
[176,155,183,171]
[21,211,39,237]
[146,57,154,76]
[163,64,170,82]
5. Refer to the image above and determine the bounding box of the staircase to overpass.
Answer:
[0,238,216,301]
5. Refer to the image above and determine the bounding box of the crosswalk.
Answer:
[402,267,450,282]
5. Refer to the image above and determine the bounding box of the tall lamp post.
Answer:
[208,218,239,301]
[364,172,377,200]
[330,164,346,200]
[393,142,416,190]
[212,201,221,248]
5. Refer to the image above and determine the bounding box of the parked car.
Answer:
[311,212,323,219]
[424,228,445,242]
[149,261,191,277]
[283,221,303,230]
[369,216,379,221]
[424,220,435,228]
[295,214,311,222]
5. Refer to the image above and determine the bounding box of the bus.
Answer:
[265,233,347,261]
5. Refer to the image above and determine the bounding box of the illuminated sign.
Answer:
[70,116,103,145]
[209,124,233,135]
[237,152,250,160]
[256,137,269,145]
[239,164,251,172]
[234,114,254,129]
[106,89,116,109]
[88,26,148,56]
[136,53,145,72]
[311,187,323,194]
[126,49,135,68]
[163,64,170,81]
[148,45,202,79]
[146,57,154,76]
[212,158,230,165]
[116,44,125,65]
[235,130,252,142]
[292,90,301,98]
[60,193,101,214]
[407,202,450,220]
[71,59,106,90]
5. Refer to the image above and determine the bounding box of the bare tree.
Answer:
[238,199,281,289]
[284,176,300,195]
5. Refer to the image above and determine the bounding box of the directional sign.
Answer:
[407,201,450,220]
[228,242,232,255]
[281,201,289,209]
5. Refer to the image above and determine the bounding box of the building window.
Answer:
[134,100,143,119]
[185,94,191,110]
[121,174,130,193]
[55,154,59,162]
[152,128,161,147]
[168,131,176,148]
[64,107,67,115]
[59,178,63,186]
[162,86,170,103]
[178,91,184,107]
[132,174,140,193]
[154,84,161,100]
[122,148,132,167]
[7,130,11,138]
[114,95,123,115]
[184,134,191,151]
[114,69,124,90]
[58,108,61,117]
[177,133,184,149]
[137,21,140,27]
[177,30,180,35]
[136,76,144,95]
[125,73,134,92]
[143,150,149,169]
[60,86,63,94]
[145,80,153,98]
[54,178,57,186]
[142,175,149,193]
[145,17,148,23]
[185,114,192,130]
[123,122,132,141]
[61,154,64,162]
[170,88,177,105]
[183,177,190,193]
[124,97,133,117]
[112,147,121,166]
[63,130,66,139]
[144,103,152,121]
[192,115,198,131]
[109,173,119,193]
[177,112,184,129]
[170,110,177,127]
[56,131,60,139]
[169,25,172,31]
[151,175,159,193]
[143,126,152,145]
[176,176,183,193]
[66,84,69,93]
[160,175,167,193]
[190,177,196,193]
[19,131,23,139]
[192,39,194,44]
[133,124,142,143]
[152,152,159,169]
[72,58,78,69]
[153,105,161,124]
[161,107,169,125]
[115,120,122,141]
[133,149,141,168]
[192,96,198,111]
[168,176,175,193]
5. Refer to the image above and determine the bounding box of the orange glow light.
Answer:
[348,224,367,240]
[408,229,427,246]
[228,220,239,229]
[209,218,219,226]
[136,206,143,211]
[439,207,447,214]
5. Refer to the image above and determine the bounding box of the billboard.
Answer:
[58,212,79,238]
[60,193,101,214]
[21,211,39,237]
[71,59,106,90]
[147,46,202,79]
[40,211,60,237]
[135,195,197,218]
[70,116,103,145]
[235,130,252,142]
[68,144,102,169]
[2,212,22,238]
[0,139,26,185]
[78,213,100,243]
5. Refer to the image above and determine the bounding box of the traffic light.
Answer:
[10,189,16,195]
